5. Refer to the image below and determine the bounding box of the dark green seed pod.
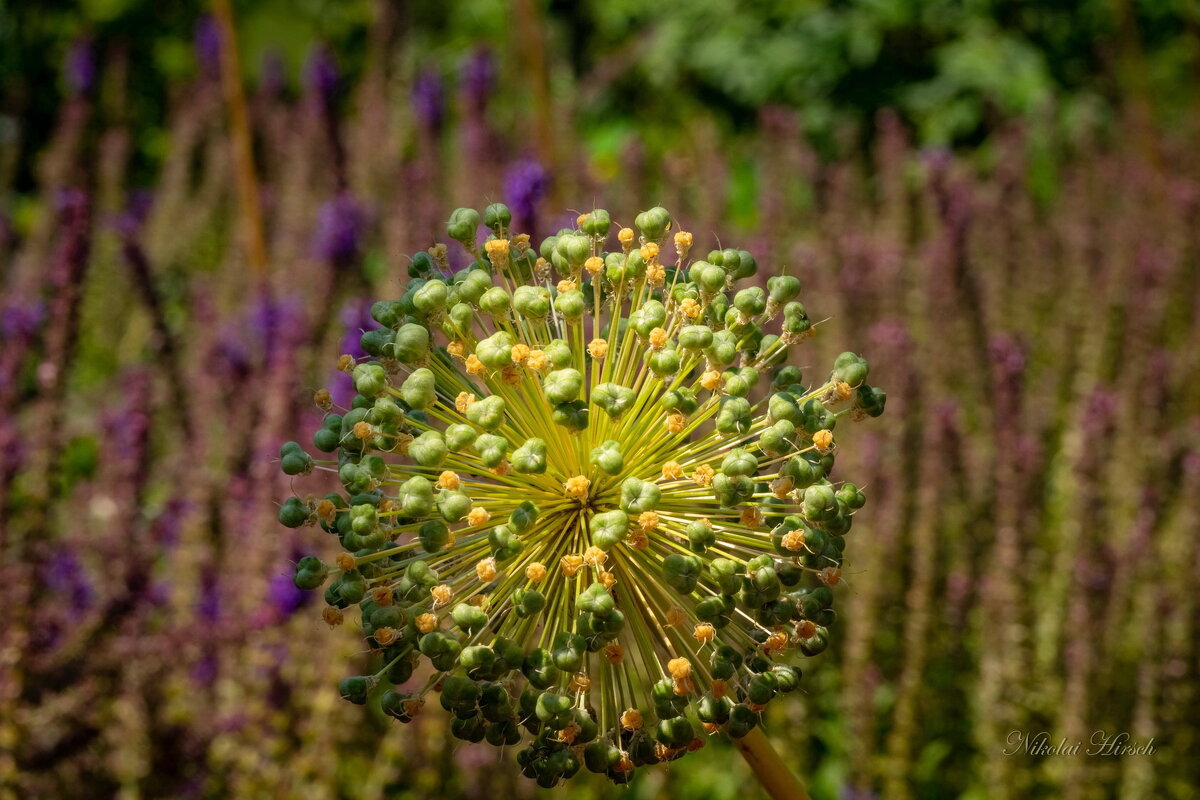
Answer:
[447,207,481,244]
[338,675,371,705]
[279,496,311,528]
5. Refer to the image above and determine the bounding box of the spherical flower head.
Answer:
[281,204,885,787]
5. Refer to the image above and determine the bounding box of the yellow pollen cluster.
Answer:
[560,554,584,577]
[525,349,549,371]
[692,464,715,486]
[646,263,666,287]
[588,338,609,359]
[585,256,604,275]
[484,239,510,270]
[667,657,692,680]
[564,475,591,500]
[510,343,531,364]
[621,709,643,730]
[648,327,668,349]
[782,530,807,551]
[639,242,659,262]
[637,511,659,531]
[617,227,635,250]
[700,370,722,391]
[466,506,490,526]
[661,461,683,480]
[465,354,485,375]
[431,584,452,606]
[583,546,607,567]
[525,562,547,582]
[415,613,438,633]
[812,429,835,453]
[679,298,700,319]
[438,471,460,490]
[694,623,715,644]
[476,558,498,582]
[673,230,693,260]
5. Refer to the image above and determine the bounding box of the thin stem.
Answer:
[733,727,812,800]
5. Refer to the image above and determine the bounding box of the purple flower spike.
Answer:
[412,69,446,131]
[312,193,367,266]
[304,44,339,106]
[504,158,550,229]
[45,552,94,613]
[460,47,495,110]
[194,15,222,80]
[64,38,97,97]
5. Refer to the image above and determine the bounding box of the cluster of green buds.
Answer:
[279,203,885,786]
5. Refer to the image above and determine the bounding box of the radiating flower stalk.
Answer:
[280,204,885,788]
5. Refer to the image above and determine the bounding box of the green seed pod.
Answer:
[371,300,404,329]
[854,384,887,418]
[721,448,758,477]
[648,348,680,377]
[447,207,481,244]
[740,564,781,608]
[338,675,371,705]
[409,430,447,467]
[508,500,539,533]
[293,555,326,589]
[759,420,795,456]
[544,339,573,368]
[660,387,699,414]
[399,475,434,517]
[656,716,694,748]
[836,482,866,510]
[484,202,512,231]
[584,740,622,773]
[438,490,472,523]
[551,400,589,431]
[581,209,611,237]
[726,704,760,738]
[733,287,767,317]
[475,433,510,468]
[798,627,830,656]
[692,262,726,293]
[279,496,311,528]
[772,365,803,389]
[590,509,629,550]
[513,285,551,320]
[715,396,752,434]
[634,206,671,239]
[419,520,450,553]
[620,477,662,513]
[466,395,506,430]
[591,382,636,419]
[352,363,389,398]
[551,629,588,672]
[709,558,742,594]
[338,462,372,494]
[686,520,716,553]
[479,286,514,318]
[444,422,477,451]
[678,325,714,352]
[712,472,754,507]
[543,368,583,404]
[831,352,869,386]
[695,593,735,626]
[452,602,489,634]
[413,279,449,316]
[523,648,559,690]
[631,299,667,336]
[476,331,514,369]
[489,524,524,561]
[781,454,822,489]
[451,715,486,742]
[511,438,548,474]
[393,323,432,364]
[590,440,624,475]
[662,553,703,594]
[556,289,585,319]
[313,414,343,453]
[514,588,546,618]
[768,392,802,425]
[555,233,591,268]
[705,330,738,367]
[698,695,732,724]
[457,270,493,305]
[781,302,811,336]
[803,483,837,521]
[767,275,801,305]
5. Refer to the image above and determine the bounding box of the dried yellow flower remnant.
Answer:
[466,507,490,526]
[636,511,658,532]
[700,370,722,391]
[525,349,549,372]
[782,530,807,551]
[353,421,373,440]
[812,429,834,453]
[640,242,660,262]
[464,354,486,375]
[740,506,764,528]
[560,554,584,577]
[455,392,475,414]
[627,530,649,550]
[711,679,729,698]
[583,546,607,568]
[569,673,591,692]
[674,230,693,260]
[588,338,609,360]
[438,471,460,490]
[621,709,643,730]
[510,343,531,364]
[598,571,617,589]
[603,643,625,664]
[585,256,604,275]
[430,584,452,606]
[679,297,700,319]
[415,613,438,634]
[525,562,547,583]
[764,631,789,654]
[770,476,795,499]
[374,626,398,645]
[484,239,510,270]
[648,327,669,349]
[475,558,498,582]
[666,607,687,627]
[556,279,577,294]
[666,412,687,434]
[564,475,591,500]
[694,623,715,644]
[335,552,356,571]
[617,227,635,250]
[322,607,344,627]
[692,464,715,486]
[667,657,692,680]
[447,340,466,359]
[661,460,684,480]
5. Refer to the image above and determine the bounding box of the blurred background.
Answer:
[2,1,1199,798]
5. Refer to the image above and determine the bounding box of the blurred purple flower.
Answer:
[45,552,94,613]
[504,158,550,228]
[312,193,367,265]
[460,47,495,110]
[329,299,373,406]
[194,15,222,80]
[1,301,46,340]
[304,44,339,106]
[196,570,221,623]
[412,69,445,131]
[64,38,97,96]
[112,189,155,236]
[267,570,310,619]
[151,497,193,550]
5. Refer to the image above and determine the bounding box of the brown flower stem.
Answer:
[733,728,812,800]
